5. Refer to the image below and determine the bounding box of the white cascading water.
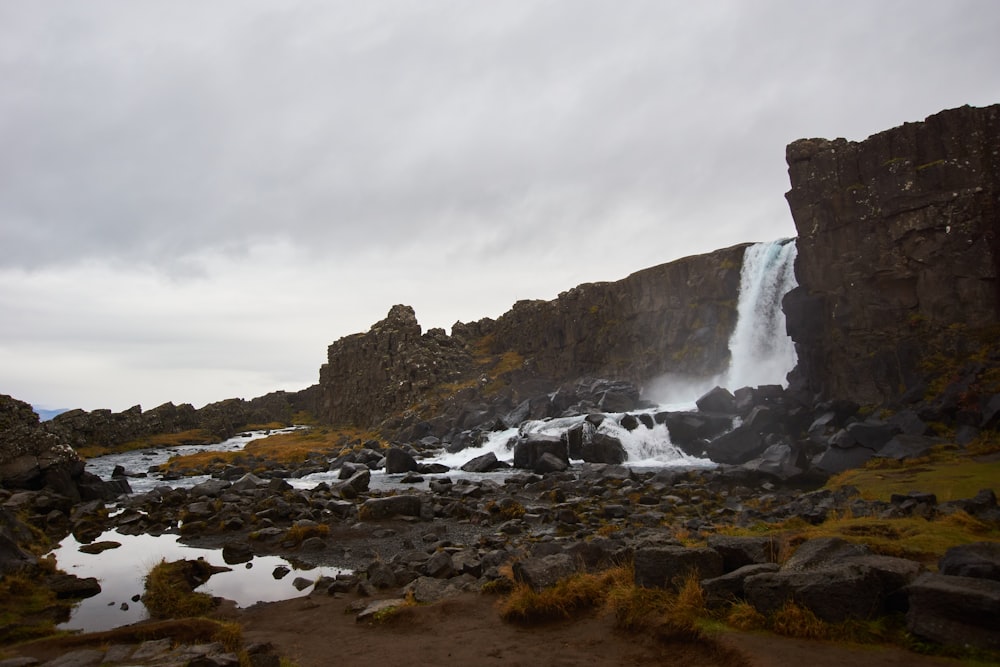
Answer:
[723,239,799,390]
[428,238,800,468]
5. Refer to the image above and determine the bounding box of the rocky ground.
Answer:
[3,449,999,666]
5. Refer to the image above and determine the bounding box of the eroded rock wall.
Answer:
[784,104,1000,404]
[318,245,748,427]
[488,243,747,385]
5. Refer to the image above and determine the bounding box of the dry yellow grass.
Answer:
[77,428,216,459]
[163,426,381,471]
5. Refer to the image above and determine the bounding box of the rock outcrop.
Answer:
[0,394,126,500]
[784,104,1000,405]
[318,244,747,427]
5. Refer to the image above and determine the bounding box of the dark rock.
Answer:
[360,495,423,520]
[77,540,121,555]
[704,425,766,465]
[424,551,455,579]
[580,432,627,464]
[811,444,876,474]
[701,563,780,608]
[939,542,1000,581]
[906,572,1000,651]
[742,443,809,481]
[512,434,567,470]
[744,564,885,622]
[782,537,870,571]
[45,573,102,599]
[696,387,736,414]
[633,545,723,590]
[512,553,576,591]
[619,414,640,431]
[706,535,779,571]
[460,452,504,473]
[291,577,312,591]
[222,542,253,565]
[365,561,397,589]
[845,421,899,449]
[878,435,942,460]
[384,447,419,474]
[657,411,733,444]
[533,452,569,474]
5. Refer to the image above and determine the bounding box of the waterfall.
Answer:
[724,239,798,390]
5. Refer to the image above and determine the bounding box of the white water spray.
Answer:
[724,239,798,389]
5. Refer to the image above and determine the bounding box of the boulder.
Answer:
[811,444,876,474]
[45,573,102,599]
[579,433,627,465]
[706,535,779,572]
[701,563,780,608]
[782,537,869,571]
[512,434,567,470]
[696,387,736,414]
[384,447,419,474]
[744,563,885,622]
[404,576,468,603]
[460,452,504,473]
[939,542,1000,581]
[906,573,1000,651]
[512,553,577,591]
[845,421,899,449]
[221,541,253,565]
[657,411,733,444]
[704,425,766,465]
[741,443,809,481]
[877,435,942,460]
[359,495,423,521]
[533,452,569,474]
[633,545,723,590]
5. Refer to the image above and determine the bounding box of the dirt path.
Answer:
[231,592,969,667]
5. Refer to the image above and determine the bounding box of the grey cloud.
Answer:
[2,0,1000,410]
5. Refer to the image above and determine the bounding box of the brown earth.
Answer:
[7,591,973,667]
[229,592,969,667]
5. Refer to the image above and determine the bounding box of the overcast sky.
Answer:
[2,1,999,413]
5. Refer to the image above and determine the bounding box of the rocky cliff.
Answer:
[784,104,999,406]
[318,243,748,427]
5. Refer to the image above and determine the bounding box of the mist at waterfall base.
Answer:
[435,239,800,468]
[642,239,799,405]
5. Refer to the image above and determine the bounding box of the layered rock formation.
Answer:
[784,104,1000,405]
[318,244,748,427]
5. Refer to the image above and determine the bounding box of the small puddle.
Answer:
[50,530,347,632]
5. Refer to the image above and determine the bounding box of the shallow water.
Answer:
[85,427,304,494]
[51,529,347,633]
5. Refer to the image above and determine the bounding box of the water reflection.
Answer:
[51,530,347,632]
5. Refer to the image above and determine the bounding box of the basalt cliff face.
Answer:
[318,243,747,427]
[784,104,1000,406]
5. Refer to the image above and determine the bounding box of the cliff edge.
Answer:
[784,103,999,406]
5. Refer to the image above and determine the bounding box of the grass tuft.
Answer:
[769,601,829,640]
[143,560,219,619]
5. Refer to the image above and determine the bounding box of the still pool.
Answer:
[50,529,348,632]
